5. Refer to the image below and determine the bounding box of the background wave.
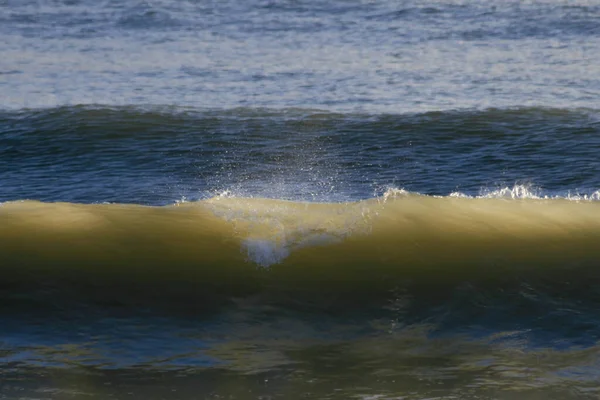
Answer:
[2,106,599,204]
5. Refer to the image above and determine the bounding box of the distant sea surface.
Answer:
[1,1,600,399]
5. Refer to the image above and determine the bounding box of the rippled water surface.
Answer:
[2,0,600,112]
[2,1,600,399]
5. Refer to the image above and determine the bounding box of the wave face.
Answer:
[2,192,600,293]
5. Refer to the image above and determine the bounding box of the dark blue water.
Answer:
[2,1,600,399]
[2,106,599,204]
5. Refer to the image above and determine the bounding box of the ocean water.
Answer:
[2,1,600,399]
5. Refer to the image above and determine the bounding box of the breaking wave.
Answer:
[2,188,599,288]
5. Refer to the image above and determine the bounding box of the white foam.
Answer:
[380,187,412,203]
[564,190,600,202]
[241,233,345,268]
[438,185,599,202]
[478,184,544,199]
[242,239,291,268]
[204,195,370,268]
